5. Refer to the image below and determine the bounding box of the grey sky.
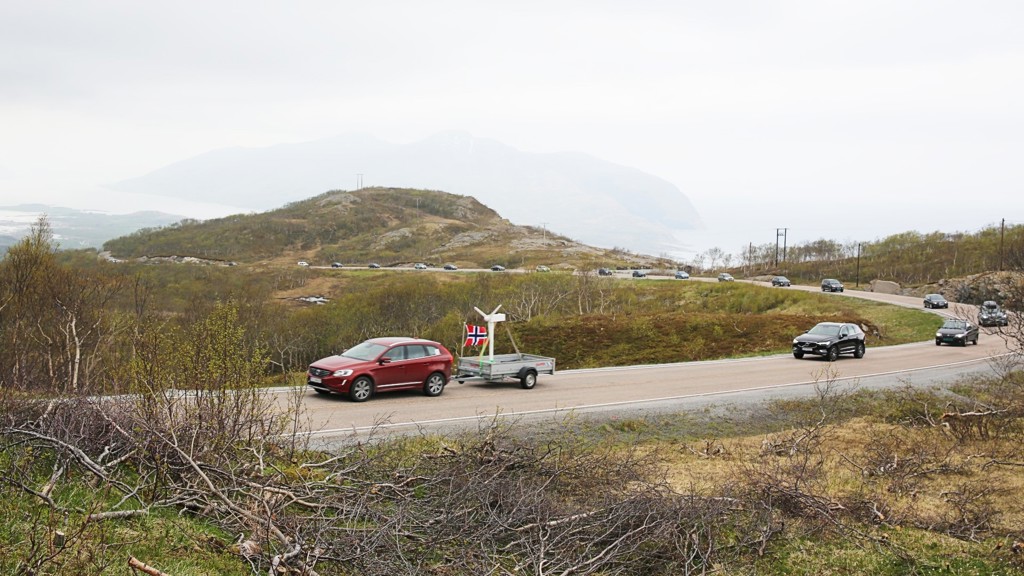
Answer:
[2,1,1022,257]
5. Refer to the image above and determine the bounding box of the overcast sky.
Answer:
[1,1,1022,257]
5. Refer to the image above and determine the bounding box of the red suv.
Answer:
[307,337,453,402]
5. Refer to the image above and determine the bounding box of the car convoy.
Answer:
[306,274,1012,401]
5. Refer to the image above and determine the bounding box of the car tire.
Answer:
[826,346,839,362]
[424,372,446,397]
[793,351,804,359]
[854,343,865,359]
[349,377,373,402]
[935,340,941,346]
[520,370,537,390]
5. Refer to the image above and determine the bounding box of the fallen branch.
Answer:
[128,556,171,576]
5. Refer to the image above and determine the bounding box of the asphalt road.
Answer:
[283,283,1015,443]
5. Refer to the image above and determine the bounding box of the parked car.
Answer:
[297,261,310,267]
[923,293,948,309]
[821,279,844,292]
[307,337,453,402]
[414,263,428,270]
[598,268,613,276]
[718,273,735,282]
[491,265,506,272]
[978,300,1009,327]
[792,322,866,360]
[632,270,647,278]
[675,270,690,279]
[331,262,343,268]
[368,263,381,269]
[935,318,979,346]
[771,276,791,287]
[536,265,551,272]
[443,263,458,270]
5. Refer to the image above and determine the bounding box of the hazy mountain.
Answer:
[0,204,186,252]
[109,132,703,256]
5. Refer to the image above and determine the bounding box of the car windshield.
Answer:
[983,302,999,310]
[777,277,789,282]
[807,324,841,336]
[927,294,942,300]
[342,341,389,361]
[941,320,967,330]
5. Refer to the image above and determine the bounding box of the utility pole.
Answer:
[540,222,548,241]
[775,228,788,267]
[356,174,363,190]
[856,243,861,288]
[999,218,1005,271]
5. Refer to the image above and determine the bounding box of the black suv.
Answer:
[771,276,791,287]
[793,322,865,361]
[978,301,1009,327]
[821,279,844,292]
[598,268,613,276]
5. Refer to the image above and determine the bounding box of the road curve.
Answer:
[286,285,1014,440]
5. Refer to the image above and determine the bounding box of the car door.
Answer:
[838,325,854,354]
[372,344,408,390]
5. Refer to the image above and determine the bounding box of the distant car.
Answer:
[978,300,1009,327]
[443,264,458,271]
[718,273,735,282]
[297,261,310,267]
[675,270,690,280]
[923,294,948,309]
[368,263,381,269]
[414,263,428,270]
[598,268,613,276]
[536,265,551,272]
[771,276,791,287]
[331,262,343,268]
[632,270,647,278]
[821,279,844,292]
[306,337,453,402]
[490,265,506,271]
[792,322,866,361]
[935,318,979,346]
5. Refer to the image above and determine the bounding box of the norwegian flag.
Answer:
[464,324,488,347]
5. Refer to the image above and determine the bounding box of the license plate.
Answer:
[309,377,321,384]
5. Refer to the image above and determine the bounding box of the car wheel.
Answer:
[854,343,865,359]
[349,377,373,402]
[424,372,446,397]
[520,370,537,390]
[793,351,804,359]
[826,346,839,362]
[935,340,941,346]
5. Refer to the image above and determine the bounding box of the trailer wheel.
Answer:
[520,370,537,390]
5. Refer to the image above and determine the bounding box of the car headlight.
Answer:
[332,369,353,377]
[793,339,800,345]
[936,332,942,337]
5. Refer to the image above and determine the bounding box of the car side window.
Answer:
[387,346,407,361]
[405,345,427,360]
[425,345,441,357]
[839,327,848,337]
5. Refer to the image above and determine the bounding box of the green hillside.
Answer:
[103,187,673,270]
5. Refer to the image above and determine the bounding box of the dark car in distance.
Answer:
[978,301,1009,327]
[935,319,979,346]
[331,262,343,268]
[631,270,647,278]
[598,268,613,276]
[675,270,690,279]
[792,322,866,361]
[718,273,735,282]
[771,276,791,287]
[307,337,453,402]
[443,264,458,270]
[368,263,381,269]
[490,265,506,272]
[821,279,844,292]
[923,294,948,309]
